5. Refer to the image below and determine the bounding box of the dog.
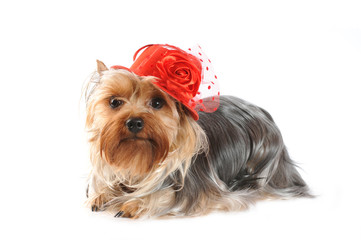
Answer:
[84,44,310,218]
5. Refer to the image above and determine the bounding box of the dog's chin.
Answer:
[107,137,159,176]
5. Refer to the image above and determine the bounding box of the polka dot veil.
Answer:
[186,45,220,113]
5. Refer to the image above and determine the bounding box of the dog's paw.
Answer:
[114,211,125,218]
[114,210,138,219]
[91,205,101,212]
[114,202,141,219]
[89,195,107,212]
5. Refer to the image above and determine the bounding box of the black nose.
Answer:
[126,118,144,134]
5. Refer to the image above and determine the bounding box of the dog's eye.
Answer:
[150,97,165,110]
[109,97,124,109]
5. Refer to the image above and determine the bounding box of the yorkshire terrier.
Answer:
[84,44,310,219]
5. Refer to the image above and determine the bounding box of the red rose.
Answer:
[128,44,204,120]
[154,52,202,101]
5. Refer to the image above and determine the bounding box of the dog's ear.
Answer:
[96,60,108,74]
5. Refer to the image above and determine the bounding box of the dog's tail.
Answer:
[263,148,313,199]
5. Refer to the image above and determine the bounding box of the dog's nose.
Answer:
[126,118,144,134]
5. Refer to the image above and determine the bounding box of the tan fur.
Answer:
[85,67,208,218]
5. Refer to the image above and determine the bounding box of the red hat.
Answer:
[111,44,220,120]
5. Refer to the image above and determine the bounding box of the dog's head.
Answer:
[85,61,201,177]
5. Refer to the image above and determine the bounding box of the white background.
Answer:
[1,0,360,239]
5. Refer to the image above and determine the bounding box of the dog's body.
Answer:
[85,66,310,218]
[174,96,309,215]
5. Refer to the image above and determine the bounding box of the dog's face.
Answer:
[86,62,195,177]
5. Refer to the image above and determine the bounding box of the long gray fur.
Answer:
[172,95,310,213]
